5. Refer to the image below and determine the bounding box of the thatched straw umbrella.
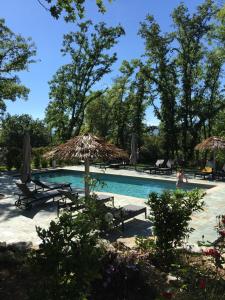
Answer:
[21,132,31,183]
[44,134,128,197]
[195,136,225,170]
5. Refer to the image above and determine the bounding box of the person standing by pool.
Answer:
[176,169,188,188]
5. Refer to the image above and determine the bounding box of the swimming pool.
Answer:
[33,170,212,199]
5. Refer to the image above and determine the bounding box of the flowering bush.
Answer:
[198,214,225,270]
[91,246,167,299]
[203,248,220,258]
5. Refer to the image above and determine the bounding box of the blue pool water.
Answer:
[33,170,210,199]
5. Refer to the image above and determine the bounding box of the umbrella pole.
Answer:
[84,159,90,198]
[213,149,216,171]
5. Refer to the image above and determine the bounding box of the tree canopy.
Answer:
[0,114,50,149]
[45,20,125,141]
[138,0,225,160]
[1,0,225,165]
[0,114,50,169]
[84,59,151,150]
[0,19,36,116]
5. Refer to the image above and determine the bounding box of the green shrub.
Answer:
[146,189,205,265]
[5,147,22,170]
[29,194,114,300]
[41,159,48,168]
[140,135,163,163]
[135,236,156,252]
[29,211,106,300]
[33,155,41,169]
[32,147,52,169]
[6,153,13,171]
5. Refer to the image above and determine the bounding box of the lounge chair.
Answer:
[57,190,146,230]
[108,204,147,230]
[108,162,124,169]
[57,190,114,216]
[92,162,111,169]
[214,164,225,180]
[194,166,213,179]
[15,182,61,209]
[147,159,165,174]
[57,190,83,215]
[32,179,72,191]
[156,159,174,175]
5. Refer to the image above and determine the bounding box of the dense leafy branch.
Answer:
[37,0,112,22]
[0,19,36,115]
[46,20,124,140]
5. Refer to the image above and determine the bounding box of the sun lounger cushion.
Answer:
[32,179,71,191]
[121,205,147,220]
[108,204,147,230]
[202,167,212,173]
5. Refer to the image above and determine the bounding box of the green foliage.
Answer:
[45,20,124,140]
[147,189,205,264]
[139,1,225,161]
[32,147,52,169]
[0,114,50,169]
[0,114,50,149]
[139,135,163,163]
[29,191,118,299]
[135,236,156,252]
[139,15,178,159]
[0,19,36,115]
[33,154,41,169]
[30,211,106,300]
[5,147,21,170]
[41,159,48,168]
[84,94,112,138]
[84,59,151,152]
[40,0,111,22]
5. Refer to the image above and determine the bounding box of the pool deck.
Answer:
[0,166,224,249]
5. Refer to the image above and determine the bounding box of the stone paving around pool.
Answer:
[0,166,224,249]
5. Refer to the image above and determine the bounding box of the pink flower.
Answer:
[161,291,173,299]
[203,248,220,258]
[219,230,225,237]
[199,278,206,289]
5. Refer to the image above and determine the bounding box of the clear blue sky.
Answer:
[2,0,206,125]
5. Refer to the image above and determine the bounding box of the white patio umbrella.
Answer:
[21,132,31,183]
[44,134,128,197]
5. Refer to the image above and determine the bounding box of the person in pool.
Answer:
[176,168,188,188]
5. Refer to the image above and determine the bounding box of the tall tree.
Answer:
[172,0,225,159]
[0,19,36,115]
[45,21,124,141]
[84,92,112,138]
[109,61,133,147]
[139,16,178,158]
[84,60,151,150]
[140,1,225,161]
[126,59,151,148]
